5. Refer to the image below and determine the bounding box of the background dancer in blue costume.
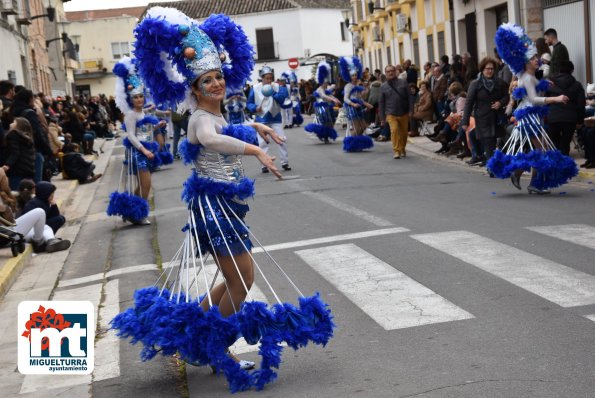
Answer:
[340,56,374,152]
[247,66,292,173]
[278,73,294,129]
[282,70,303,127]
[224,84,248,125]
[489,23,576,194]
[110,7,335,393]
[107,57,165,225]
[304,61,341,143]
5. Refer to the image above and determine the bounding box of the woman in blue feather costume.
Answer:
[339,56,374,152]
[490,23,577,194]
[110,7,335,393]
[304,61,341,143]
[107,57,166,225]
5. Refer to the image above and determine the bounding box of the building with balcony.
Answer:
[350,0,455,73]
[64,6,145,97]
[45,0,78,98]
[146,0,353,83]
[0,0,28,86]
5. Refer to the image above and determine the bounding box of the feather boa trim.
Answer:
[178,139,202,165]
[343,135,374,152]
[106,191,150,220]
[513,105,549,122]
[304,123,338,142]
[122,137,160,152]
[111,287,335,392]
[182,172,255,202]
[487,149,578,188]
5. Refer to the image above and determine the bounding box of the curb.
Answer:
[0,139,110,300]
[0,246,32,299]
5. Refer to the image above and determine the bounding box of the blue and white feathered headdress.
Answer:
[339,56,363,81]
[133,6,255,109]
[317,62,332,85]
[495,23,537,76]
[225,83,245,99]
[113,56,144,114]
[281,70,297,84]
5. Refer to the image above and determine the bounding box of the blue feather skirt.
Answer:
[486,107,578,189]
[111,172,336,392]
[106,145,150,220]
[304,102,338,142]
[343,135,374,152]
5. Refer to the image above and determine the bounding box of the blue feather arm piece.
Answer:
[343,135,374,152]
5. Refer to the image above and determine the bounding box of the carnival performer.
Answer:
[278,73,293,128]
[107,57,165,225]
[489,23,576,194]
[111,7,334,393]
[304,61,341,143]
[224,84,248,125]
[340,56,374,152]
[247,66,292,173]
[284,70,304,127]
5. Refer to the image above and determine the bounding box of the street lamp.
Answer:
[341,9,353,28]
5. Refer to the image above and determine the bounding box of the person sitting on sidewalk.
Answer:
[1,197,70,253]
[410,81,434,137]
[60,144,102,184]
[21,181,65,234]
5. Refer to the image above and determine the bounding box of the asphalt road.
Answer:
[48,124,595,397]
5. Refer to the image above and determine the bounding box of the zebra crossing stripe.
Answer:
[411,231,595,308]
[526,224,595,251]
[584,314,595,322]
[295,243,474,330]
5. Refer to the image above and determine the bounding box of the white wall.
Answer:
[224,8,352,83]
[0,28,26,85]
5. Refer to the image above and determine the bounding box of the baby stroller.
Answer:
[0,215,26,257]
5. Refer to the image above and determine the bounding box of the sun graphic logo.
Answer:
[18,301,94,375]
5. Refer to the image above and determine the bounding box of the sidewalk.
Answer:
[404,126,595,182]
[0,138,116,299]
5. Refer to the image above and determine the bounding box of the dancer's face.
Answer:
[261,73,273,85]
[193,71,226,102]
[132,94,145,109]
[526,56,539,73]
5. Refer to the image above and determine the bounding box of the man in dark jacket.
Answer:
[379,65,414,159]
[547,60,585,155]
[22,181,65,234]
[544,28,569,76]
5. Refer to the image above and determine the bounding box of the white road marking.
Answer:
[301,190,393,227]
[526,224,595,251]
[411,231,595,308]
[20,283,102,394]
[295,243,474,330]
[584,314,595,322]
[58,228,409,288]
[93,279,120,382]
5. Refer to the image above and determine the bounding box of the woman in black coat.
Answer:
[9,89,52,182]
[462,57,509,164]
[4,117,35,190]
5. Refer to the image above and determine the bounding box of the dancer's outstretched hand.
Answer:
[256,151,282,179]
[253,123,285,145]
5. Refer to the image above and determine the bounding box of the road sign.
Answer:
[288,58,299,69]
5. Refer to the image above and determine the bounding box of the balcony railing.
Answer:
[76,58,105,73]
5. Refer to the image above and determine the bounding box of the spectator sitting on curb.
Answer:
[0,166,17,212]
[60,143,102,184]
[21,181,65,234]
[16,179,34,217]
[0,197,70,253]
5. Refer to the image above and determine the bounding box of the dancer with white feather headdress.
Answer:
[340,56,374,152]
[110,7,335,393]
[488,23,577,193]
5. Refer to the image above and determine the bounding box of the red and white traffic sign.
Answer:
[288,58,299,69]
